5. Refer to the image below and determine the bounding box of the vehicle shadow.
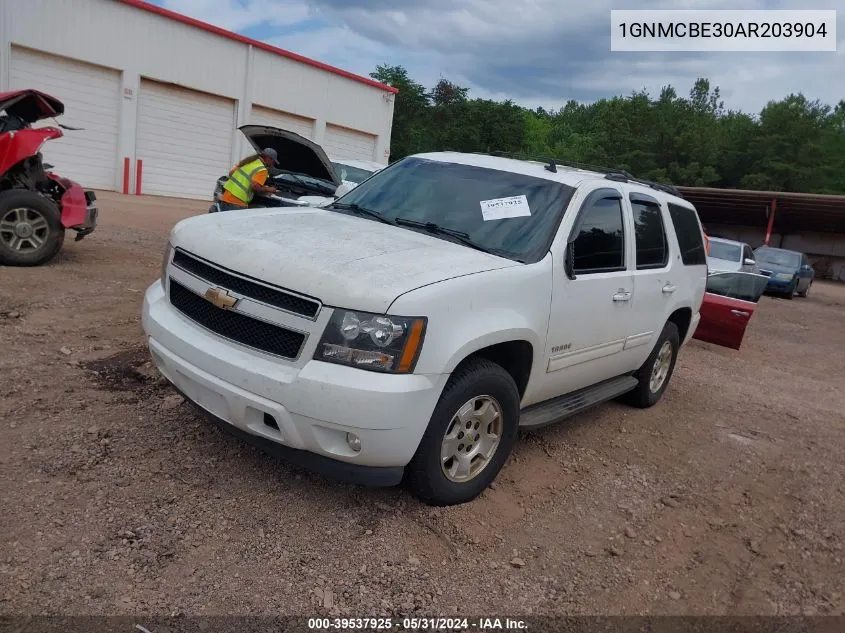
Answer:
[89,343,635,516]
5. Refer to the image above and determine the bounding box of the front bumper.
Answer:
[73,191,98,241]
[141,282,448,485]
[764,275,795,291]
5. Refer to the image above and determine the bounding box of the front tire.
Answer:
[785,279,797,300]
[623,321,680,409]
[404,358,520,506]
[0,190,65,266]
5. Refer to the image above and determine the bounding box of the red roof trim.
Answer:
[116,0,398,94]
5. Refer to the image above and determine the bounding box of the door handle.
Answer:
[613,291,631,302]
[730,309,749,318]
[662,283,676,294]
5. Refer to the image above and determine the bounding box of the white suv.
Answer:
[142,152,767,506]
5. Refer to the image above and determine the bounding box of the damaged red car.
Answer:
[0,89,98,266]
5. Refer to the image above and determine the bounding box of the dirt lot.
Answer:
[2,191,844,617]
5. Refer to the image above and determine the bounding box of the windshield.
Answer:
[708,241,742,262]
[332,162,375,184]
[332,157,576,263]
[755,247,800,268]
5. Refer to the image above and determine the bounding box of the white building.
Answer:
[0,0,396,199]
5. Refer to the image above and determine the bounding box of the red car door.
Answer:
[693,272,769,350]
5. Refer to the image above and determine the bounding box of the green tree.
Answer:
[372,64,845,194]
[370,64,430,160]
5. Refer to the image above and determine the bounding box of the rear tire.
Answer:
[622,321,680,409]
[404,358,520,506]
[0,190,65,266]
[797,281,811,298]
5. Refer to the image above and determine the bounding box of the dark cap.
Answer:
[260,147,279,166]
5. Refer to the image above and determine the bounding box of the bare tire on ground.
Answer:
[0,190,65,266]
[622,321,680,409]
[404,358,520,506]
[798,281,811,298]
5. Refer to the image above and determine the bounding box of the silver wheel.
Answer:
[0,207,49,253]
[440,395,503,483]
[649,340,674,393]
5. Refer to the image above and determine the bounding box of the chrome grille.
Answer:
[168,280,306,360]
[172,249,320,319]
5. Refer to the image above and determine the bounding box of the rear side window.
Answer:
[631,199,668,269]
[571,197,625,273]
[667,203,706,266]
[706,272,768,303]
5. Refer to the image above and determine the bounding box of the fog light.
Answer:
[346,433,362,452]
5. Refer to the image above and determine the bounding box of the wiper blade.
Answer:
[275,171,309,188]
[394,218,502,257]
[329,202,396,225]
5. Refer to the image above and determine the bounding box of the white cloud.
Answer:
[162,0,311,31]
[161,0,844,113]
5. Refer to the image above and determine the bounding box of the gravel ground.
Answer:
[1,192,844,617]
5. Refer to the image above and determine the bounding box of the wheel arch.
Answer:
[449,338,534,399]
[667,306,692,343]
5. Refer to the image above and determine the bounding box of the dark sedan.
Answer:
[754,246,815,299]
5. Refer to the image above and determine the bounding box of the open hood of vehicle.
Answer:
[0,89,64,123]
[239,125,341,187]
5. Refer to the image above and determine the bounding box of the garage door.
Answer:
[137,79,235,199]
[322,124,377,162]
[9,47,120,190]
[250,105,314,139]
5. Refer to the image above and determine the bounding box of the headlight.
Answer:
[160,241,174,291]
[315,309,426,373]
[776,272,794,281]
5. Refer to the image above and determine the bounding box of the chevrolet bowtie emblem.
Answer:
[204,287,237,310]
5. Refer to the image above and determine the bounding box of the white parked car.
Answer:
[332,158,384,186]
[707,236,760,274]
[297,158,384,207]
[143,152,768,506]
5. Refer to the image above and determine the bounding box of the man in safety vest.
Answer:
[215,148,280,211]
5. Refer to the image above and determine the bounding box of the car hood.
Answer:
[171,207,519,314]
[0,89,64,124]
[756,261,797,275]
[706,257,741,273]
[239,125,340,187]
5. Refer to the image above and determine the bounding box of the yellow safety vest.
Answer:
[222,157,267,204]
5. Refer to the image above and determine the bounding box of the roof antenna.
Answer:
[545,159,557,173]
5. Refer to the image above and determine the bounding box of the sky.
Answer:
[151,0,843,114]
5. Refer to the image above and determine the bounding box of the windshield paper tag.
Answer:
[480,195,531,221]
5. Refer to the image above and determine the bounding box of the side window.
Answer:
[667,203,706,266]
[631,199,668,269]
[705,272,768,303]
[571,196,625,274]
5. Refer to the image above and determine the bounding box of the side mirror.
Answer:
[744,258,756,266]
[564,243,576,280]
[334,181,355,198]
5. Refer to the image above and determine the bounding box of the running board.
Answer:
[519,375,639,429]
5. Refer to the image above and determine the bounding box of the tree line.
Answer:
[370,65,845,194]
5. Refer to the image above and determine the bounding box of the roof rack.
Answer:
[482,151,682,198]
[604,170,682,197]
